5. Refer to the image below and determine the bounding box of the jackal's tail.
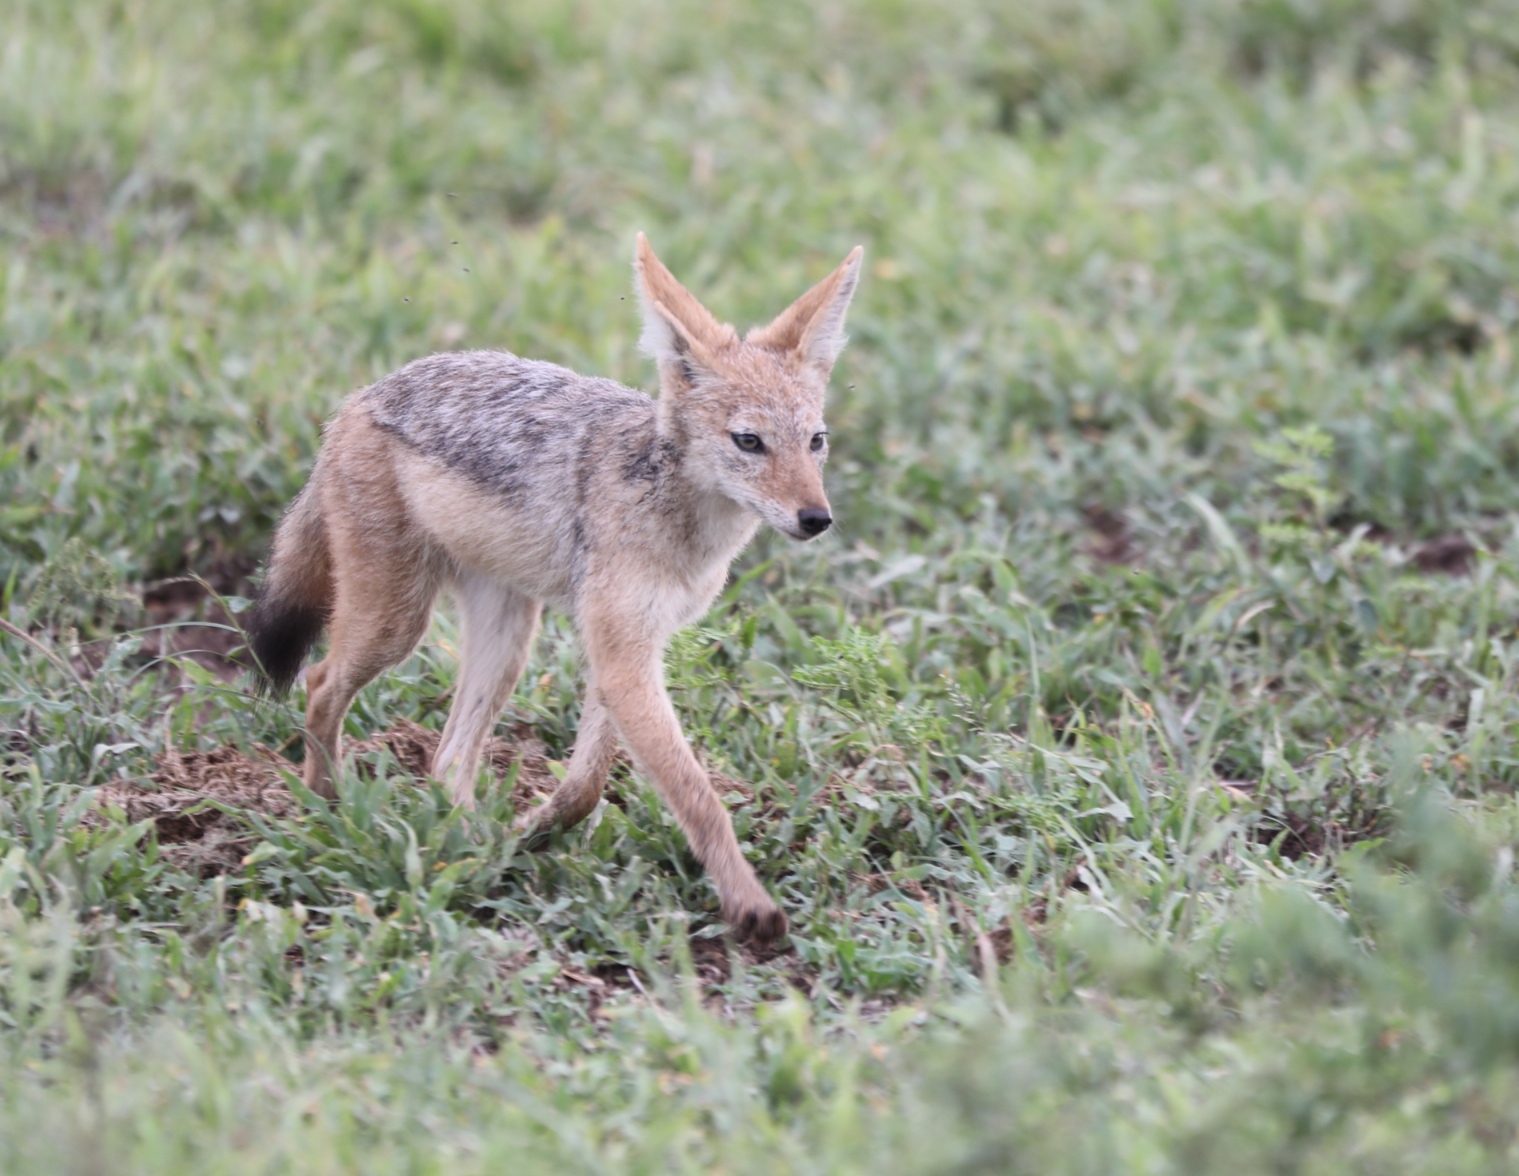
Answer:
[246,483,333,698]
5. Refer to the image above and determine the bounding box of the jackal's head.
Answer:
[634,233,863,542]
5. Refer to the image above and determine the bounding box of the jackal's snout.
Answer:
[797,507,832,538]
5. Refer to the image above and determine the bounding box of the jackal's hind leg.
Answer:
[305,580,435,799]
[519,686,619,845]
[432,575,541,809]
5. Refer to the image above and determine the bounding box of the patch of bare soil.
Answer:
[140,561,256,683]
[92,744,300,876]
[2,728,28,764]
[1220,779,1392,861]
[1267,811,1329,859]
[1354,527,1480,577]
[856,870,933,904]
[1083,505,1138,566]
[1253,805,1390,861]
[90,720,561,876]
[1412,534,1476,577]
[345,717,561,807]
[2,167,110,238]
[3,164,208,243]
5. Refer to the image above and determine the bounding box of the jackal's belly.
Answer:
[395,448,582,606]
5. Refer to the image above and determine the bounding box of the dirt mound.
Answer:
[92,743,300,875]
[91,721,560,875]
[345,717,559,804]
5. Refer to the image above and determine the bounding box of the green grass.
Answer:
[6,0,1519,1169]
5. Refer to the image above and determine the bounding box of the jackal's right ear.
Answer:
[633,233,737,386]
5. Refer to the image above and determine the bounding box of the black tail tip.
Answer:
[246,593,327,699]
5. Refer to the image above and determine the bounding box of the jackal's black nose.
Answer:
[798,508,833,537]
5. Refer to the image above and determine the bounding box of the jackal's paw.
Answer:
[725,899,789,945]
[513,809,556,853]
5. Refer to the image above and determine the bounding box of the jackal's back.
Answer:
[363,350,654,503]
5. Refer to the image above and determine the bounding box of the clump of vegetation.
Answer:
[27,536,137,634]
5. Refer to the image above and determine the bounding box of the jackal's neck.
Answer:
[684,486,759,569]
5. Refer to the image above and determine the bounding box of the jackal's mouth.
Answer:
[765,521,813,542]
[755,504,832,543]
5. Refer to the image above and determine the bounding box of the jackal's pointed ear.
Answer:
[747,246,864,374]
[633,233,737,385]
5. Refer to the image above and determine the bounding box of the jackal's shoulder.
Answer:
[357,349,655,499]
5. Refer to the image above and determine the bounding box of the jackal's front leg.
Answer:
[584,623,786,944]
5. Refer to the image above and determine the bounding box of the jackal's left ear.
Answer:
[633,233,737,385]
[748,246,864,374]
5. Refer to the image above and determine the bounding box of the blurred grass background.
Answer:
[6,0,1519,1170]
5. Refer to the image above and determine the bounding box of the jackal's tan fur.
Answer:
[248,234,863,942]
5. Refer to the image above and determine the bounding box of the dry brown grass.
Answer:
[90,719,560,875]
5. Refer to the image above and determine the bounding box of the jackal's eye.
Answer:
[732,432,764,454]
[810,432,827,453]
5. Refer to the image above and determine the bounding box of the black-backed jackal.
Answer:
[248,234,862,943]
